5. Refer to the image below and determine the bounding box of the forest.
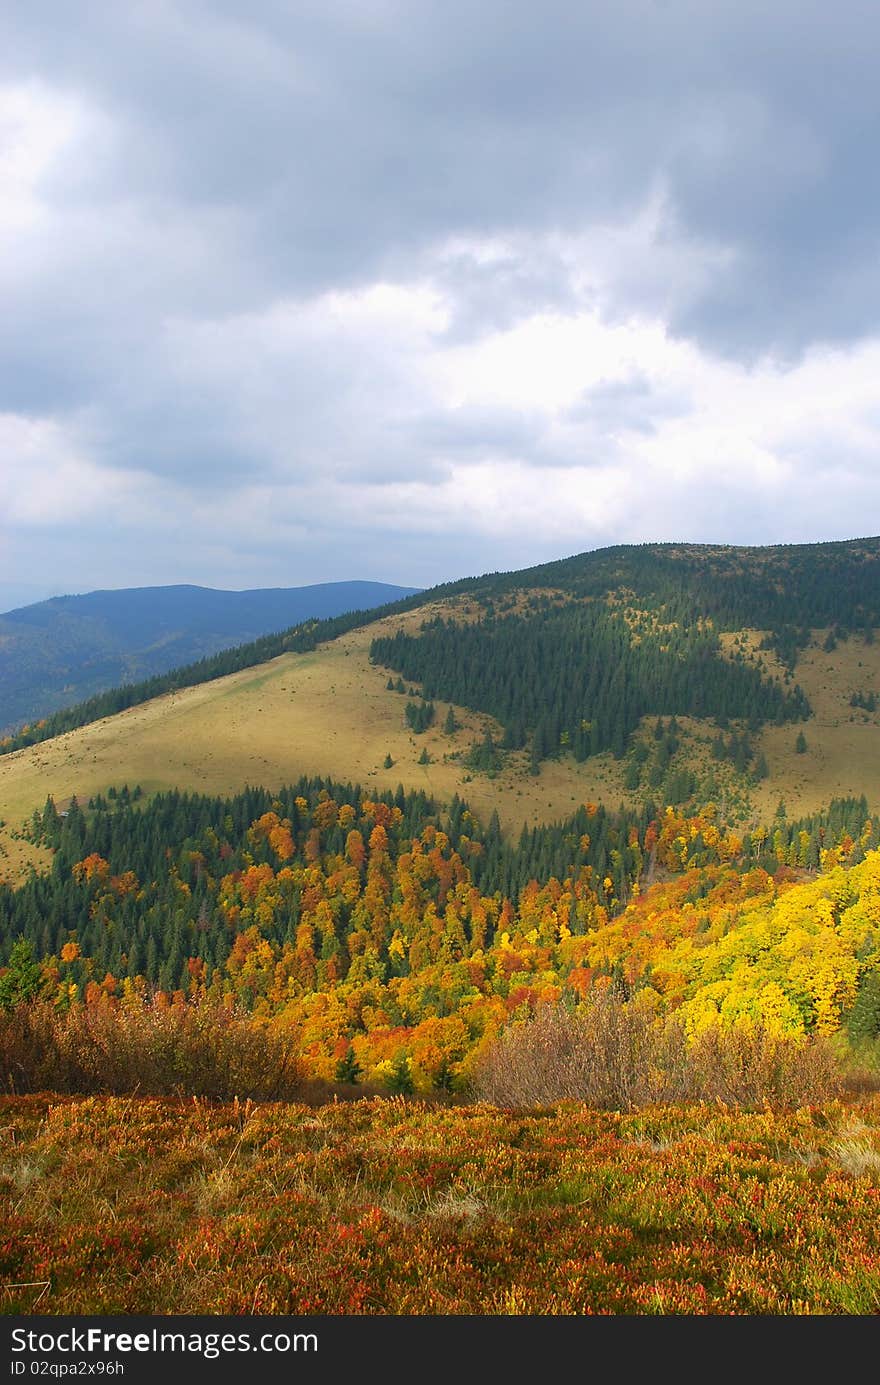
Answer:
[2,778,879,1092]
[370,603,809,764]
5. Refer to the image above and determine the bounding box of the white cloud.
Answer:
[0,81,95,236]
[0,412,137,525]
[7,244,880,590]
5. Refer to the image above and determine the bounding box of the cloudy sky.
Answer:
[2,1,880,610]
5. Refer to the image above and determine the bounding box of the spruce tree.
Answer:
[387,1054,414,1095]
[0,938,44,1010]
[335,1046,362,1084]
[848,969,880,1042]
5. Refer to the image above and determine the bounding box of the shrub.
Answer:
[471,991,841,1111]
[0,998,305,1099]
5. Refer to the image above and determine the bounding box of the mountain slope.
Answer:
[2,592,880,895]
[7,536,880,760]
[4,538,880,890]
[0,580,420,734]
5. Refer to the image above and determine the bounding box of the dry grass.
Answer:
[0,831,50,884]
[0,599,631,878]
[831,1137,880,1176]
[732,627,880,820]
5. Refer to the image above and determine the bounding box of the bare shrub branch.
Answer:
[0,999,305,1100]
[472,992,841,1110]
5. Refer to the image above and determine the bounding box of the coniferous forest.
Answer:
[370,604,809,762]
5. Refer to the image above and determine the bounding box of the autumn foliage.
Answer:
[4,784,880,1098]
[2,1092,880,1314]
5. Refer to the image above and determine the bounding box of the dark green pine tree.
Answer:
[334,1045,362,1084]
[623,760,641,791]
[387,1054,414,1095]
[0,938,45,1010]
[847,968,880,1042]
[733,736,752,774]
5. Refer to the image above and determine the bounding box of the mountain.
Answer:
[2,537,880,1106]
[0,580,421,735]
[3,534,880,865]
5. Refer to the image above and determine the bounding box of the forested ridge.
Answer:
[472,537,880,629]
[4,536,879,757]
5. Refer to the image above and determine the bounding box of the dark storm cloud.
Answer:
[4,2,879,359]
[3,0,880,598]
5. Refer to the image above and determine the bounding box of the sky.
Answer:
[2,1,880,611]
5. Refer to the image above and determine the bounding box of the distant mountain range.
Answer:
[0,580,420,734]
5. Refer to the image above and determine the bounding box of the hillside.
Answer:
[3,536,880,1321]
[3,536,880,1022]
[4,772,878,1047]
[3,540,880,883]
[2,594,879,876]
[0,579,420,735]
[5,535,880,759]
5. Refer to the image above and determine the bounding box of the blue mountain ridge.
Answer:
[0,580,421,735]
